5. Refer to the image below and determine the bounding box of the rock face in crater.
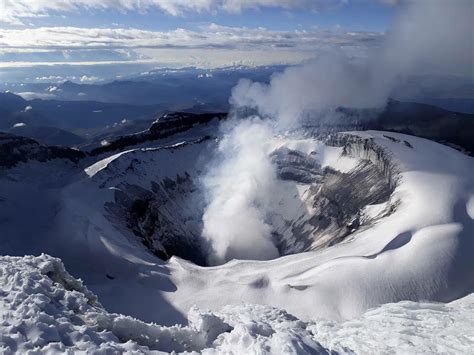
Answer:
[104,173,208,265]
[270,136,398,255]
[272,148,323,184]
[94,132,399,265]
[326,133,399,190]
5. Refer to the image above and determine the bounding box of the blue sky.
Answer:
[19,2,395,32]
[0,0,399,82]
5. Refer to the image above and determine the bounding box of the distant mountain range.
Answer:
[1,88,473,155]
[2,66,284,108]
[0,91,163,131]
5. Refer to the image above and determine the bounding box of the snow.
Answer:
[0,254,204,354]
[0,254,472,354]
[0,128,473,352]
[64,130,474,326]
[271,136,359,173]
[84,149,134,177]
[161,131,473,323]
[311,294,474,354]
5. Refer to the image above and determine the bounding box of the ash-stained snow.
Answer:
[0,254,472,354]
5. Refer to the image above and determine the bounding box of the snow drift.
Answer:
[0,254,472,354]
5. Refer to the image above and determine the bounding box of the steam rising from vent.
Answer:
[201,0,473,265]
[202,118,279,265]
[230,52,388,129]
[230,0,473,129]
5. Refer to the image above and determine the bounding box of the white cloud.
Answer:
[0,0,351,25]
[0,24,382,70]
[0,25,381,51]
[221,0,343,13]
[79,75,99,82]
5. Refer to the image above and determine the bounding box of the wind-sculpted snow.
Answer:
[0,254,221,353]
[0,128,473,335]
[79,130,473,326]
[0,254,327,353]
[311,295,474,354]
[0,254,472,354]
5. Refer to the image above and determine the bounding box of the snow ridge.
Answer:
[1,254,472,354]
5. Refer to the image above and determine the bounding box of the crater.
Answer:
[102,134,399,266]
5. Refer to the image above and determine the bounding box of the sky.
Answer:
[0,0,401,82]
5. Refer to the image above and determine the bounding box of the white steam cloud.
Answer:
[202,118,279,265]
[231,0,473,129]
[230,51,387,129]
[201,0,473,265]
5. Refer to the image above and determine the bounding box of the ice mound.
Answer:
[0,254,472,354]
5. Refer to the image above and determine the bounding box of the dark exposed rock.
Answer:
[383,135,400,143]
[324,133,399,190]
[90,112,227,156]
[404,140,413,148]
[0,132,86,169]
[272,147,324,184]
[306,99,474,156]
[104,174,208,266]
[272,134,399,255]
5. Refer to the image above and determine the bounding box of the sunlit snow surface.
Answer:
[0,254,472,354]
[1,130,473,353]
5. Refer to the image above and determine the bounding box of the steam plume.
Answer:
[202,118,279,265]
[201,0,473,265]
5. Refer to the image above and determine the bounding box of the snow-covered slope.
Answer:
[61,130,474,324]
[0,126,473,352]
[0,254,472,354]
[164,131,473,323]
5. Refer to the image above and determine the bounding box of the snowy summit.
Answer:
[0,1,473,354]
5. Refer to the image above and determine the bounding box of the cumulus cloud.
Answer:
[0,0,212,25]
[16,92,57,100]
[221,0,344,13]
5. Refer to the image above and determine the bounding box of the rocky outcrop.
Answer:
[324,133,399,190]
[104,174,208,266]
[271,138,398,255]
[90,112,226,156]
[0,132,85,168]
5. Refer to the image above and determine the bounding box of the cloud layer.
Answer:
[1,0,348,25]
[0,25,381,50]
[0,24,382,72]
